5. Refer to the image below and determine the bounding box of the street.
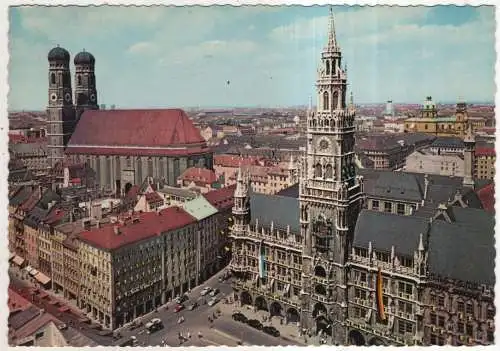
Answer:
[10,265,300,347]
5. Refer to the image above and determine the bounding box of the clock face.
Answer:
[50,93,57,102]
[64,93,72,102]
[319,139,329,150]
[90,94,96,102]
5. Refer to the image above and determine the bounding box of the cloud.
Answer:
[269,7,432,42]
[128,41,156,55]
[159,40,259,66]
[8,6,496,110]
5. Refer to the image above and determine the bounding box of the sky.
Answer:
[8,5,496,110]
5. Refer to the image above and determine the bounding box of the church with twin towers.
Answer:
[46,47,99,168]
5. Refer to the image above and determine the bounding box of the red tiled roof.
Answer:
[68,109,206,148]
[179,167,218,185]
[203,184,236,210]
[214,154,262,168]
[8,288,32,312]
[476,183,495,213]
[19,189,40,212]
[43,207,65,226]
[65,146,211,157]
[145,192,163,204]
[78,206,196,250]
[475,147,496,157]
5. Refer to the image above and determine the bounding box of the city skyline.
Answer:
[9,5,496,111]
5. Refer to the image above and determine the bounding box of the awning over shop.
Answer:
[12,255,25,267]
[34,272,51,285]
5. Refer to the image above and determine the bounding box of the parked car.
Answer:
[175,295,188,304]
[145,318,163,334]
[232,312,248,323]
[207,297,219,306]
[263,326,280,337]
[200,287,212,296]
[209,288,220,297]
[247,319,263,330]
[187,302,198,311]
[174,304,185,313]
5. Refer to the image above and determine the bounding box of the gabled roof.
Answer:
[431,136,464,149]
[428,206,495,285]
[214,154,262,168]
[203,184,236,210]
[9,186,35,207]
[358,169,484,209]
[475,147,495,157]
[250,192,300,234]
[353,210,429,256]
[145,192,163,204]
[67,109,206,150]
[179,167,218,185]
[183,196,218,221]
[476,182,495,213]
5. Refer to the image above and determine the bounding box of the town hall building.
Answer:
[228,9,495,347]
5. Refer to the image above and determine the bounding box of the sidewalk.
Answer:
[215,300,310,346]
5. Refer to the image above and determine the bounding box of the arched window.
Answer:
[325,60,330,75]
[50,73,56,85]
[324,119,329,127]
[325,164,333,179]
[332,91,339,110]
[323,91,329,111]
[63,73,70,86]
[314,163,322,178]
[77,75,82,86]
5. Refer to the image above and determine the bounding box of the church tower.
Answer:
[299,8,364,343]
[74,50,99,120]
[232,167,251,228]
[47,46,76,169]
[463,122,475,189]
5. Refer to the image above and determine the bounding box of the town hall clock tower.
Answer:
[299,8,364,344]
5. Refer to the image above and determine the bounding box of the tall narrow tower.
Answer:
[74,50,99,120]
[463,122,475,189]
[299,8,364,343]
[47,46,76,169]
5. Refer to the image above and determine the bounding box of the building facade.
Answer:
[228,9,494,346]
[404,98,469,138]
[404,151,464,177]
[229,10,364,344]
[475,147,495,180]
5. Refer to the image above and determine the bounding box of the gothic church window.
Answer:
[332,91,339,110]
[314,163,322,178]
[50,73,56,84]
[63,73,70,85]
[323,91,329,111]
[326,60,330,75]
[77,75,82,86]
[325,164,333,179]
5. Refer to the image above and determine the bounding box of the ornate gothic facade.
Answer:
[228,9,495,346]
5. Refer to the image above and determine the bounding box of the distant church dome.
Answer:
[48,46,70,62]
[74,50,95,65]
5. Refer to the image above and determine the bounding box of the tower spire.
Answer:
[327,6,338,51]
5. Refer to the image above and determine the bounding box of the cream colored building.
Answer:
[77,207,198,329]
[404,150,464,177]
